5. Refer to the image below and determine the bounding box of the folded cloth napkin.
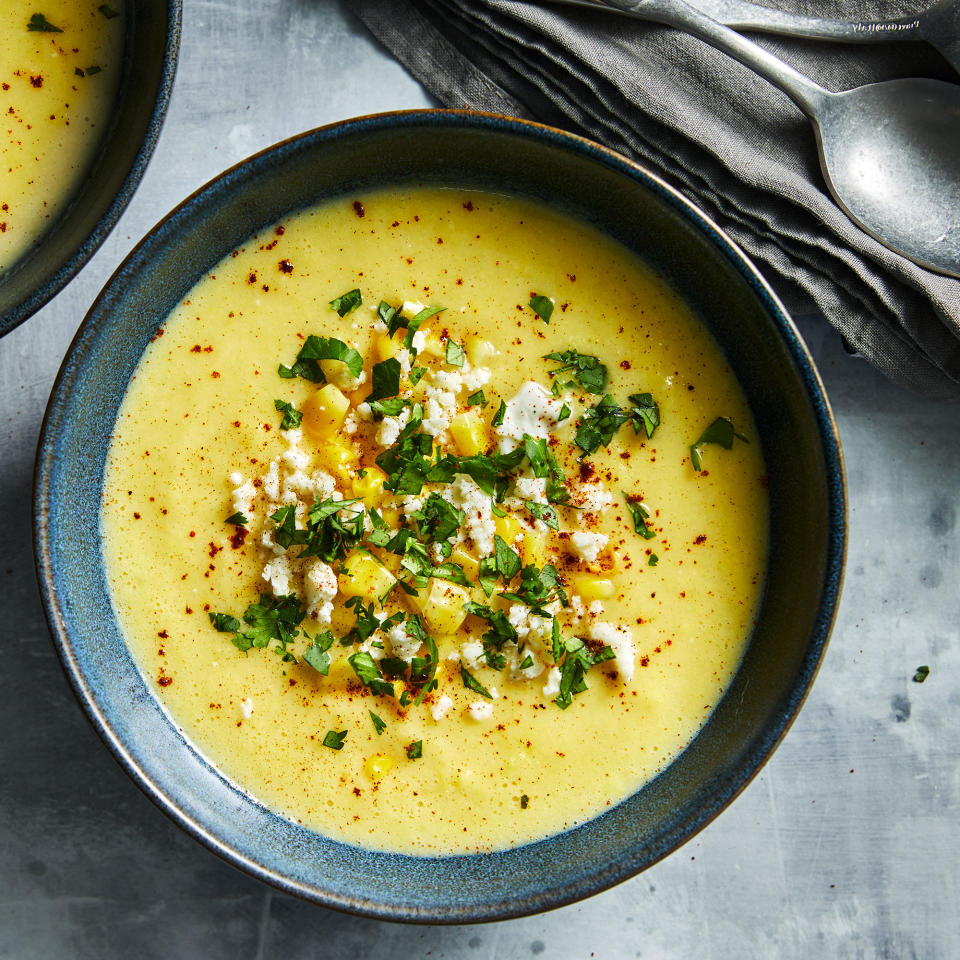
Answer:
[352,0,960,399]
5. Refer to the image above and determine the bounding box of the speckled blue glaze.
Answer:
[34,111,846,923]
[0,0,181,337]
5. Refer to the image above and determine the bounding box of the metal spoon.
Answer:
[548,0,960,75]
[556,0,960,276]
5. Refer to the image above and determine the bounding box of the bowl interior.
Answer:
[0,0,179,337]
[35,112,845,922]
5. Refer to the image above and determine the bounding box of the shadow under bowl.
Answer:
[0,0,181,338]
[34,110,846,923]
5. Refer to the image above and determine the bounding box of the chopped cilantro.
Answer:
[529,294,554,324]
[445,340,466,367]
[339,595,381,646]
[348,650,395,697]
[648,553,659,567]
[406,740,423,759]
[279,335,363,383]
[467,389,487,407]
[461,663,493,699]
[209,594,305,659]
[463,601,519,665]
[388,305,445,355]
[575,395,632,455]
[520,794,530,809]
[302,631,335,674]
[623,494,657,540]
[491,399,506,427]
[369,358,401,401]
[524,501,559,531]
[329,288,362,317]
[408,493,463,543]
[558,403,571,422]
[500,563,567,616]
[690,417,747,471]
[913,665,930,683]
[494,534,522,581]
[209,612,240,633]
[270,497,364,563]
[553,636,613,709]
[399,690,411,707]
[544,350,608,394]
[27,13,62,31]
[322,729,348,750]
[84,65,101,75]
[377,300,397,327]
[369,710,387,734]
[519,654,534,670]
[628,393,660,438]
[225,511,248,527]
[408,366,426,386]
[273,398,303,430]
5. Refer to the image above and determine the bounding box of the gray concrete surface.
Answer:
[2,1,958,956]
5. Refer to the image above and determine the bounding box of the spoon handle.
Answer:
[601,0,830,116]
[544,0,922,42]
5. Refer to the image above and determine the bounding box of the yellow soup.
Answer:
[1,2,123,272]
[102,188,769,855]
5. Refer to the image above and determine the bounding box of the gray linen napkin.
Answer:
[351,0,960,399]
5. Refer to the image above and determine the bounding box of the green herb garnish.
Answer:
[302,631,335,674]
[690,417,747,472]
[406,740,423,759]
[467,389,487,407]
[225,511,248,526]
[329,288,362,316]
[369,357,401,401]
[491,400,506,427]
[445,340,466,367]
[279,335,363,383]
[623,494,657,540]
[322,729,348,750]
[408,366,426,386]
[519,654,534,670]
[529,294,554,324]
[524,501,559,531]
[369,710,387,734]
[273,398,303,430]
[544,349,608,394]
[913,665,930,683]
[27,13,62,31]
[460,663,493,699]
[209,612,240,634]
[558,403,571,422]
[520,794,530,809]
[348,650,395,697]
[209,594,305,659]
[628,393,660,438]
[648,554,659,567]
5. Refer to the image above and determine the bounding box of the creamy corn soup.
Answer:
[102,188,769,854]
[1,3,123,272]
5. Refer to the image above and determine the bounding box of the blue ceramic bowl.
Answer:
[34,110,846,922]
[0,0,180,338]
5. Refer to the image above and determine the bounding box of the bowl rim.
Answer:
[0,0,182,338]
[33,107,847,923]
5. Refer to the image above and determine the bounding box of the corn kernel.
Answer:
[302,383,350,441]
[572,575,616,602]
[316,436,357,479]
[450,410,491,457]
[416,579,470,635]
[520,531,548,568]
[374,332,401,362]
[379,507,401,528]
[339,551,396,601]
[351,466,387,508]
[420,330,445,358]
[364,754,395,781]
[465,335,496,367]
[494,511,523,545]
[449,546,479,581]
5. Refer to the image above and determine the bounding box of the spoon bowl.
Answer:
[815,78,960,275]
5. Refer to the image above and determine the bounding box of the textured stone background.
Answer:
[1,2,958,956]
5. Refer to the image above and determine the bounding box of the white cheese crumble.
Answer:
[240,698,253,719]
[386,621,421,661]
[440,476,495,554]
[460,639,484,669]
[542,667,562,698]
[431,694,453,722]
[495,380,564,446]
[262,555,293,596]
[512,475,548,503]
[590,621,636,682]
[570,530,609,564]
[377,407,411,447]
[468,701,494,721]
[304,561,337,625]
